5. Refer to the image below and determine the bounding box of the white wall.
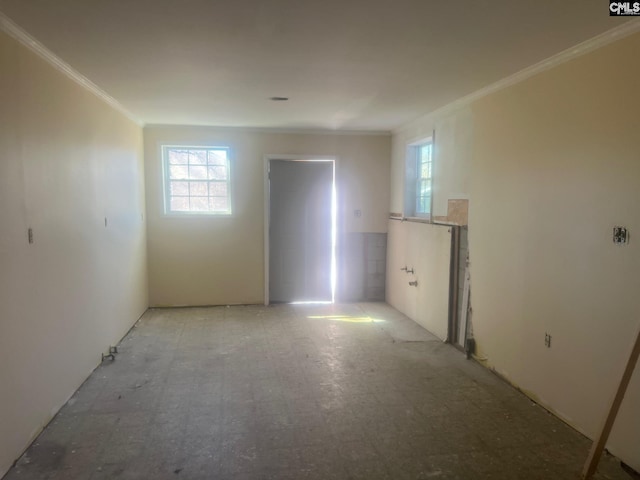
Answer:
[386,220,451,341]
[469,32,640,470]
[388,31,640,471]
[390,107,473,218]
[144,126,390,306]
[0,30,148,477]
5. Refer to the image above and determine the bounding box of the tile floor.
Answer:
[3,303,631,480]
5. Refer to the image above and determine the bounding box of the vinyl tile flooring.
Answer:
[3,303,632,480]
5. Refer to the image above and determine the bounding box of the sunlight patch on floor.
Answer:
[290,301,333,305]
[306,314,385,323]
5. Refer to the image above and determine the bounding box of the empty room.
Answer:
[1,1,639,479]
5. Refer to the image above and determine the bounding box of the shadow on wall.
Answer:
[338,233,387,302]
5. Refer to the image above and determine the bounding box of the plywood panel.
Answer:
[447,199,469,226]
[385,219,409,313]
[386,219,451,341]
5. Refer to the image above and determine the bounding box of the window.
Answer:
[162,146,231,215]
[404,139,433,218]
[415,142,433,217]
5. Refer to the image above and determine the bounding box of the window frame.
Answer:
[404,136,434,220]
[161,145,233,216]
[414,142,433,218]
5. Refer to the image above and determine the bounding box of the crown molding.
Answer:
[0,11,143,126]
[145,124,391,136]
[394,19,640,135]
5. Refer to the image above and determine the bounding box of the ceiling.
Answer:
[0,1,630,131]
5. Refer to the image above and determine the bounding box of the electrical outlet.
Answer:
[613,226,629,245]
[544,333,552,348]
[354,209,362,218]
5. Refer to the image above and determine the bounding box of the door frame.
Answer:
[263,154,338,305]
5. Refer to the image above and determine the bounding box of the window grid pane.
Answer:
[415,143,432,216]
[164,147,231,214]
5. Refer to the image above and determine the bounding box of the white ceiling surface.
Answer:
[0,1,629,131]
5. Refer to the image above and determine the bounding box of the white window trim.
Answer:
[161,144,233,217]
[404,135,434,220]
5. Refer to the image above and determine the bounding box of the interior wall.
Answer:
[390,107,473,218]
[386,220,451,341]
[389,31,640,471]
[469,32,640,470]
[0,31,148,477]
[144,126,390,306]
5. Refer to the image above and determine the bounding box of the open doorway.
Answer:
[265,157,336,304]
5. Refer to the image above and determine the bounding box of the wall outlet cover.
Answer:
[613,226,629,245]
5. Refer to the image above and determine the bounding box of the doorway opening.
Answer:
[265,157,337,305]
